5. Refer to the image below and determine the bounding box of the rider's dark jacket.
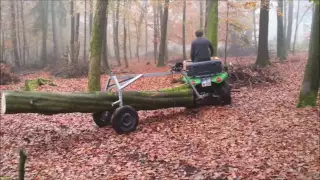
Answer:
[190,37,214,62]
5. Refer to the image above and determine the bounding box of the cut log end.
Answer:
[1,92,6,115]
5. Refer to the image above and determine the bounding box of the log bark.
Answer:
[1,88,194,114]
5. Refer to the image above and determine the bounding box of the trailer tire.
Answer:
[92,111,113,127]
[111,105,139,134]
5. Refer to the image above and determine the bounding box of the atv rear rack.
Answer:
[104,70,204,107]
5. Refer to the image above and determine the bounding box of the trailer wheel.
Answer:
[220,82,231,105]
[111,105,139,134]
[92,111,113,127]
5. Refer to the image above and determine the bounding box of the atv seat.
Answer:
[186,60,222,77]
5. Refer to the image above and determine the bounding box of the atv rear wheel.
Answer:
[220,82,231,105]
[92,111,113,127]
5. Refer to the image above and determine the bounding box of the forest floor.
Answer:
[0,53,319,180]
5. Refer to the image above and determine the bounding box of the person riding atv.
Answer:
[190,30,214,63]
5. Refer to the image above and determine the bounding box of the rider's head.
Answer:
[195,30,203,37]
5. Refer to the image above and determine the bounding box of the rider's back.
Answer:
[191,37,213,62]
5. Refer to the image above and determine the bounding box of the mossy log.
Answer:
[1,86,194,115]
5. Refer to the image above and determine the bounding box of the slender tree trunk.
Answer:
[89,0,93,36]
[135,6,145,62]
[18,149,26,180]
[297,2,319,107]
[84,0,87,62]
[69,0,75,65]
[16,1,22,65]
[20,0,27,65]
[145,16,148,60]
[128,19,132,59]
[200,0,203,29]
[277,0,286,61]
[40,1,49,67]
[253,9,258,49]
[153,2,158,64]
[75,13,80,62]
[123,7,128,68]
[206,0,218,57]
[182,0,186,60]
[113,0,121,66]
[292,0,300,54]
[255,0,270,67]
[10,1,20,68]
[0,0,3,63]
[88,0,108,92]
[157,0,169,67]
[51,0,58,62]
[284,0,287,38]
[224,2,229,64]
[286,0,293,52]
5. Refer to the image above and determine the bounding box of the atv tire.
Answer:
[220,82,231,105]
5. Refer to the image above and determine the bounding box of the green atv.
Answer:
[177,58,231,106]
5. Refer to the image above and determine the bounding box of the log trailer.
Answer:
[93,58,231,134]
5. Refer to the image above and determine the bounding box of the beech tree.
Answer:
[255,0,270,67]
[10,1,20,68]
[88,0,108,92]
[286,0,293,51]
[182,0,186,60]
[277,0,286,60]
[297,1,319,107]
[157,0,169,67]
[206,0,218,57]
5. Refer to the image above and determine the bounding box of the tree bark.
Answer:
[1,87,194,114]
[128,17,132,60]
[88,0,108,92]
[123,1,129,68]
[69,0,75,65]
[16,1,22,65]
[101,10,110,70]
[113,1,121,66]
[283,0,287,38]
[135,4,146,62]
[182,0,186,60]
[253,9,258,49]
[224,2,229,64]
[292,0,300,54]
[10,0,20,68]
[200,0,203,29]
[51,0,58,62]
[0,0,2,63]
[206,0,218,57]
[255,0,270,67]
[84,0,87,62]
[157,0,169,67]
[40,1,48,67]
[89,0,93,36]
[286,0,293,52]
[153,2,158,64]
[277,0,286,61]
[297,2,319,107]
[18,149,26,180]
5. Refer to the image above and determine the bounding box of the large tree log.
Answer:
[1,86,194,115]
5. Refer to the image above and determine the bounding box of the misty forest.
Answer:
[0,0,319,179]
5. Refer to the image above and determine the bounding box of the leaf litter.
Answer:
[0,54,319,179]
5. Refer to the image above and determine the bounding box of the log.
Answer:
[1,86,194,115]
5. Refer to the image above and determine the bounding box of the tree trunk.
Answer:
[157,0,169,67]
[84,0,87,62]
[89,0,93,36]
[255,0,270,67]
[18,149,26,180]
[123,10,128,68]
[40,1,48,67]
[51,0,58,62]
[277,0,286,61]
[153,2,158,64]
[206,0,218,57]
[75,13,80,62]
[88,0,108,92]
[253,9,258,49]
[16,1,22,65]
[292,0,300,54]
[224,2,229,64]
[10,0,20,68]
[128,19,132,60]
[200,0,203,29]
[182,0,186,60]
[113,1,121,66]
[286,0,293,52]
[20,0,27,65]
[1,88,194,114]
[135,5,145,62]
[297,2,319,107]
[0,0,2,63]
[283,0,287,38]
[145,15,148,60]
[69,0,75,65]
